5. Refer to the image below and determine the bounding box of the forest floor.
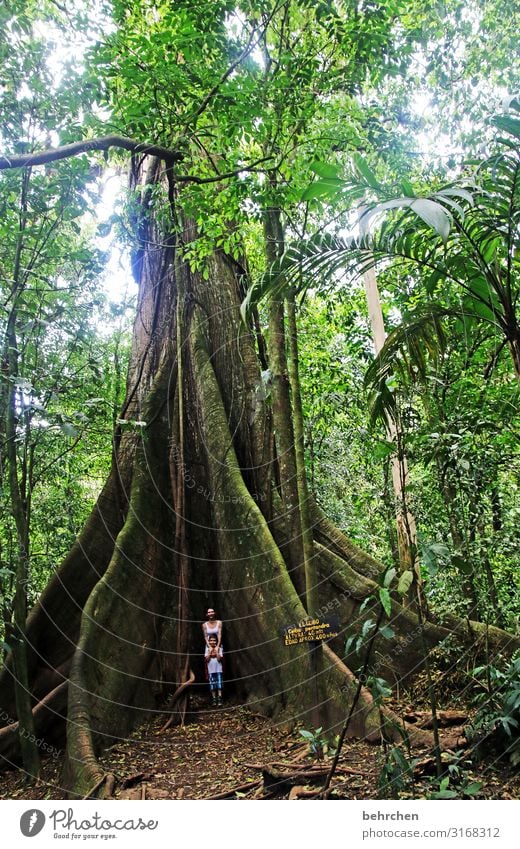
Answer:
[1,690,519,801]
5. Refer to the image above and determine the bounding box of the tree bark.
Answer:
[4,167,40,778]
[363,266,421,603]
[263,205,305,598]
[286,293,323,726]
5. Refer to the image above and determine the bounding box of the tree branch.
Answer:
[172,155,274,184]
[0,136,183,170]
[0,138,274,186]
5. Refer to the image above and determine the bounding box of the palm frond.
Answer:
[365,307,452,389]
[242,137,519,385]
[363,307,454,426]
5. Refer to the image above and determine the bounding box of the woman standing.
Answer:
[202,607,223,651]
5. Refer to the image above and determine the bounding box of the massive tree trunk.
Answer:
[1,156,518,797]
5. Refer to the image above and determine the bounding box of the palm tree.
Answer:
[244,122,520,381]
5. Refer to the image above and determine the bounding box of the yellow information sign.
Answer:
[282,616,340,646]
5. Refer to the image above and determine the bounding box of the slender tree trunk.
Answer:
[382,456,400,569]
[474,479,504,628]
[4,168,40,779]
[363,266,421,601]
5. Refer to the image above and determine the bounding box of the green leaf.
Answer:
[352,153,383,190]
[374,439,395,459]
[362,618,376,637]
[299,729,315,739]
[409,198,452,241]
[429,542,450,557]
[383,567,396,588]
[434,790,459,799]
[344,635,358,655]
[397,570,414,596]
[400,178,415,197]
[301,178,343,202]
[379,587,392,616]
[463,781,483,797]
[462,297,497,322]
[361,196,452,241]
[392,748,412,773]
[309,161,342,180]
[492,115,520,140]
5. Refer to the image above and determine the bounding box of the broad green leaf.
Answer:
[436,187,474,205]
[429,542,450,557]
[397,570,414,596]
[301,178,343,202]
[309,161,342,180]
[361,196,452,241]
[464,782,483,797]
[462,296,497,322]
[362,618,376,637]
[383,567,396,588]
[352,153,383,190]
[433,788,458,799]
[344,635,358,655]
[299,729,315,739]
[492,115,520,140]
[409,198,452,241]
[374,439,395,459]
[379,587,392,616]
[467,276,499,306]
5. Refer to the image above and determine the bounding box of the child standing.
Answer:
[205,635,224,706]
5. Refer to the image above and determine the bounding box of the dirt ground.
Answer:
[1,695,519,801]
